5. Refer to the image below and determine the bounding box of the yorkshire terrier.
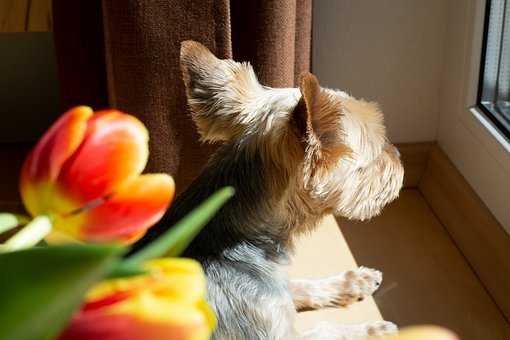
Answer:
[136,41,404,340]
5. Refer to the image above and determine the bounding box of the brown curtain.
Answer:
[231,0,312,87]
[52,0,109,110]
[52,0,312,193]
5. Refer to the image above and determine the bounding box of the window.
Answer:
[479,0,510,139]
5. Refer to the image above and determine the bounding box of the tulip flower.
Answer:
[16,106,174,245]
[58,258,216,340]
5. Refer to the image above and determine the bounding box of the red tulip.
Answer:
[19,106,174,243]
[58,258,216,340]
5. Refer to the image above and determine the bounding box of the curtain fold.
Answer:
[231,0,311,88]
[52,0,109,110]
[101,0,231,193]
[52,0,312,192]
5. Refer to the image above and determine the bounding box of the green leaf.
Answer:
[127,186,235,264]
[0,244,123,340]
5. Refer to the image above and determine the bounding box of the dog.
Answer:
[135,40,404,339]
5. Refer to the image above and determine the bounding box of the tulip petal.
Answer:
[59,258,214,340]
[87,259,206,304]
[20,106,92,216]
[23,106,93,182]
[146,258,207,303]
[87,257,206,301]
[59,311,212,340]
[57,110,149,203]
[76,174,174,243]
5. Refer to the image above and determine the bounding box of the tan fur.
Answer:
[295,73,352,194]
[180,40,264,142]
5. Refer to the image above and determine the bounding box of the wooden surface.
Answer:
[419,146,510,323]
[0,0,52,32]
[396,142,434,188]
[289,215,382,332]
[339,190,510,340]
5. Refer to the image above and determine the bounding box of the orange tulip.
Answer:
[58,258,216,340]
[19,106,174,244]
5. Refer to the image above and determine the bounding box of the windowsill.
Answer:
[440,103,510,231]
[457,105,510,178]
[469,106,510,153]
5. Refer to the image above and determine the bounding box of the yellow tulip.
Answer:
[58,258,215,340]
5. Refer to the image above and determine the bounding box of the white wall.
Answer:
[313,0,448,143]
[313,0,510,231]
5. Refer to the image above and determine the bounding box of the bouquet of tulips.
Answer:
[0,106,230,340]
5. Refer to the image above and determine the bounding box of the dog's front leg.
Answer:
[297,321,397,340]
[289,267,382,311]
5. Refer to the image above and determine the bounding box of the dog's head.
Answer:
[180,41,403,221]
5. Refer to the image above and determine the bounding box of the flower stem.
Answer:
[0,213,19,234]
[0,213,30,234]
[2,216,52,251]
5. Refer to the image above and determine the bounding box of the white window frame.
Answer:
[439,0,510,232]
[467,0,510,154]
[462,0,510,155]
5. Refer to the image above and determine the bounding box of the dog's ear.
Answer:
[180,40,261,143]
[294,72,349,162]
[293,72,350,186]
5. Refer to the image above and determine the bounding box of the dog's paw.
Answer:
[291,267,382,310]
[325,266,382,307]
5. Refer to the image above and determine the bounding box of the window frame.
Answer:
[477,0,510,141]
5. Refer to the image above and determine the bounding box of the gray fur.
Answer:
[205,244,295,340]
